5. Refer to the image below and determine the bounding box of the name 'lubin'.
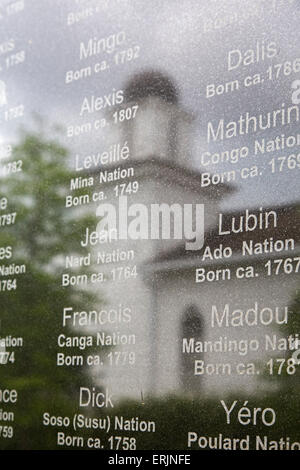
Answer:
[218,207,277,235]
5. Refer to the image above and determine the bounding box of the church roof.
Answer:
[149,203,300,266]
[90,156,234,198]
[124,70,178,104]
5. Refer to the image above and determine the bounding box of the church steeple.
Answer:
[116,70,194,169]
[124,70,178,104]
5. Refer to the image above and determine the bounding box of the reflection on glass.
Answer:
[0,0,299,451]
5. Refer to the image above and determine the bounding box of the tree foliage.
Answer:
[0,125,98,449]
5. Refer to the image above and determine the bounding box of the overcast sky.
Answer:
[0,0,299,210]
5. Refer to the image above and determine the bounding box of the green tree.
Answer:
[0,123,99,449]
[276,283,300,391]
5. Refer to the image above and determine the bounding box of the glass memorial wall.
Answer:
[0,0,299,451]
